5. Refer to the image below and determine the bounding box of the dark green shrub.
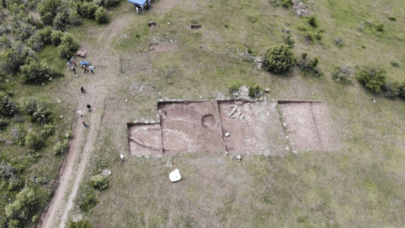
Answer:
[332,65,354,82]
[25,131,44,150]
[20,58,53,84]
[57,44,73,58]
[283,34,294,48]
[40,124,55,137]
[53,11,70,31]
[357,67,387,93]
[11,127,26,145]
[0,118,9,130]
[0,42,33,74]
[0,162,17,179]
[53,139,69,155]
[68,219,93,228]
[263,43,295,73]
[8,219,21,228]
[79,192,99,212]
[79,2,97,19]
[61,33,79,52]
[28,27,53,51]
[11,23,35,41]
[51,30,64,46]
[382,81,401,98]
[37,0,62,24]
[247,15,258,23]
[90,174,109,190]
[0,35,11,50]
[281,0,292,8]
[5,187,37,220]
[376,23,385,32]
[25,100,53,124]
[296,54,322,77]
[306,32,314,42]
[0,91,17,116]
[248,84,262,98]
[307,16,318,27]
[8,178,24,191]
[95,7,109,24]
[40,12,54,25]
[103,0,121,8]
[390,60,399,67]
[69,10,82,25]
[389,16,396,21]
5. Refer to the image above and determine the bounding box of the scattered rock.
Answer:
[169,169,181,182]
[101,169,112,176]
[265,88,270,93]
[225,132,230,137]
[236,155,242,161]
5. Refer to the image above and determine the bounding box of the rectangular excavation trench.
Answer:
[127,100,287,156]
[277,100,334,151]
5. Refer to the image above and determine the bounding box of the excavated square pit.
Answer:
[158,100,226,154]
[127,100,287,155]
[278,101,333,151]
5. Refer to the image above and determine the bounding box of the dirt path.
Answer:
[37,12,125,228]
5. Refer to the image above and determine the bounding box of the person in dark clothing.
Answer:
[80,86,86,93]
[87,104,91,112]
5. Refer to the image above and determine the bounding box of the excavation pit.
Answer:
[278,101,334,151]
[127,100,288,156]
[148,22,157,28]
[191,25,202,30]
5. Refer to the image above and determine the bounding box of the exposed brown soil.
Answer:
[128,123,162,155]
[159,100,226,154]
[128,100,288,156]
[218,100,276,154]
[279,102,334,151]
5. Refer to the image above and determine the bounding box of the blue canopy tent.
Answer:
[128,0,151,7]
[128,0,151,11]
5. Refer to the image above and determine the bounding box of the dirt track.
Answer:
[36,13,124,228]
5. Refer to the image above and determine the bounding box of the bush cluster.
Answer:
[95,7,109,24]
[68,219,93,228]
[0,92,17,116]
[40,124,55,137]
[25,99,52,124]
[357,67,387,93]
[90,174,109,190]
[296,53,322,77]
[25,131,44,151]
[20,57,60,84]
[53,139,69,155]
[332,65,354,82]
[263,43,295,73]
[5,188,37,222]
[79,192,99,212]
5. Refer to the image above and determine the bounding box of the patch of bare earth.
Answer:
[278,101,335,151]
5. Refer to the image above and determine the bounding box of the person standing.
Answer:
[80,86,86,93]
[71,65,76,74]
[89,65,94,74]
[82,119,89,128]
[87,104,92,112]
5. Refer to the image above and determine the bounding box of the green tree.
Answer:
[90,174,109,190]
[95,7,109,24]
[20,58,52,84]
[54,11,70,31]
[79,2,97,19]
[5,188,37,220]
[357,67,387,93]
[0,91,17,116]
[25,131,44,150]
[0,42,33,74]
[51,30,64,46]
[263,43,295,73]
[53,139,69,155]
[37,0,62,25]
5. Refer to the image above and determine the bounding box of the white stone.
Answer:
[236,155,242,161]
[120,154,125,161]
[169,169,181,182]
[225,132,230,137]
